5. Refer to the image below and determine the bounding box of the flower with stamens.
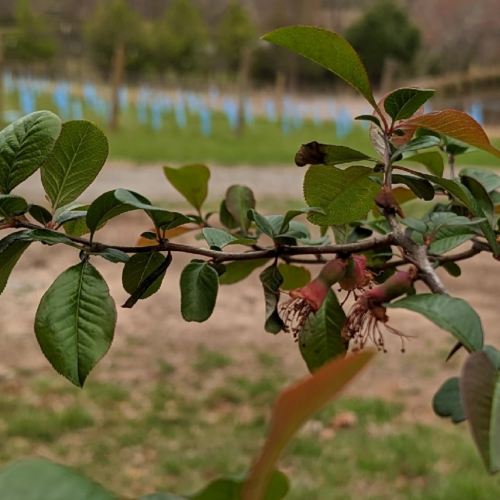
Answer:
[342,268,417,353]
[279,258,347,338]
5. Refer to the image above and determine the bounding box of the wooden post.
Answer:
[109,40,126,131]
[236,46,252,137]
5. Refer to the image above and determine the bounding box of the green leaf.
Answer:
[0,231,30,253]
[332,224,353,244]
[304,165,381,226]
[408,171,474,208]
[190,471,289,500]
[405,170,499,255]
[34,260,116,387]
[0,111,62,194]
[298,290,347,373]
[113,189,168,213]
[243,352,374,499]
[384,88,435,122]
[278,264,311,291]
[407,110,500,158]
[93,248,130,264]
[444,136,476,156]
[123,254,172,309]
[441,262,461,277]
[0,240,31,295]
[28,204,52,226]
[23,228,77,247]
[122,253,167,300]
[247,209,279,238]
[460,168,500,193]
[262,26,376,107]
[1,228,77,249]
[164,164,210,212]
[484,345,500,370]
[64,217,93,237]
[142,494,184,500]
[362,219,391,235]
[400,217,427,234]
[281,207,324,233]
[392,174,435,201]
[219,259,270,285]
[86,190,138,234]
[202,228,256,249]
[428,212,485,228]
[259,265,284,334]
[219,200,239,230]
[0,194,28,218]
[392,135,440,159]
[461,175,494,224]
[355,115,381,127]
[180,260,219,322]
[113,189,191,231]
[428,226,477,254]
[56,209,88,227]
[225,185,255,234]
[0,458,116,500]
[41,120,108,210]
[432,377,466,424]
[405,152,444,177]
[461,351,500,473]
[53,201,85,220]
[294,141,373,167]
[386,294,483,352]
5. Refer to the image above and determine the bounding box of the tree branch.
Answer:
[11,219,394,264]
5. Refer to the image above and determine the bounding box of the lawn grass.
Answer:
[5,91,500,168]
[1,352,500,499]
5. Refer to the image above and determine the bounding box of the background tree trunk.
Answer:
[236,45,252,137]
[109,40,126,131]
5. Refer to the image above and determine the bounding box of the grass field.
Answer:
[3,92,500,499]
[5,91,500,167]
[2,348,500,500]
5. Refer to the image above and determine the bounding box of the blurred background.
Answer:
[0,0,500,166]
[1,2,500,499]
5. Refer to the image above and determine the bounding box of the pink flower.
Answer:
[342,269,417,352]
[280,258,347,338]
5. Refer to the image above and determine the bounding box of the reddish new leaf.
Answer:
[406,110,500,158]
[242,351,374,500]
[461,351,500,473]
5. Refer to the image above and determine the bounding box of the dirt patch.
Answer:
[0,212,496,424]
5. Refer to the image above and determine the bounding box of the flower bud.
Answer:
[368,269,416,304]
[339,255,369,291]
[290,258,347,312]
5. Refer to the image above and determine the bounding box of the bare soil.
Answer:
[0,208,496,425]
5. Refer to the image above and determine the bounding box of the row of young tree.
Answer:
[3,0,422,88]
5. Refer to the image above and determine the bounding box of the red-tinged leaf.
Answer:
[461,351,500,473]
[406,110,500,158]
[242,351,375,500]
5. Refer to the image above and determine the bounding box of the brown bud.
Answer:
[295,141,327,167]
[374,185,405,218]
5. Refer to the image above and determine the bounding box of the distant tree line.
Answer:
[1,0,423,90]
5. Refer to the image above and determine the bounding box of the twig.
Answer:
[11,219,395,264]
